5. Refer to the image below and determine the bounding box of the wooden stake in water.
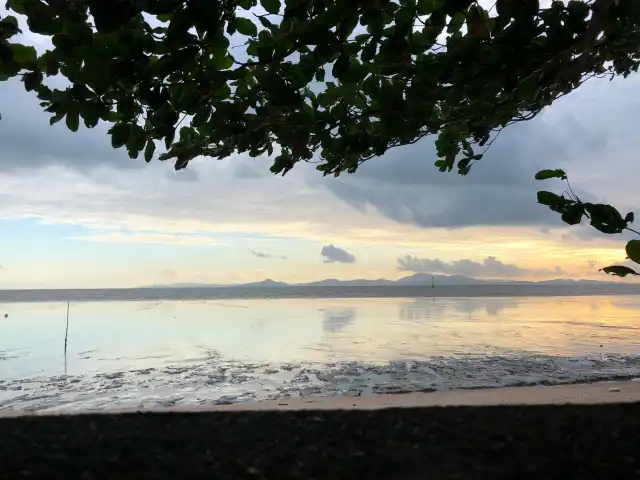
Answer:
[64,302,70,374]
[432,276,435,289]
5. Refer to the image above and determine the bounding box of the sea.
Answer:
[0,285,639,413]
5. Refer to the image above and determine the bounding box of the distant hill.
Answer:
[146,273,624,288]
[299,278,394,287]
[240,279,289,288]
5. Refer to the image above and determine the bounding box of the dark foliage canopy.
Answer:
[1,0,639,274]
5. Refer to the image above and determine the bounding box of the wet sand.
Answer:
[203,379,640,412]
[4,354,638,414]
[2,379,636,418]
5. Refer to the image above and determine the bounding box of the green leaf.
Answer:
[22,71,42,92]
[600,266,639,277]
[536,191,561,206]
[81,104,100,128]
[560,204,583,225]
[6,0,27,15]
[258,16,275,30]
[448,12,465,34]
[8,43,36,64]
[625,240,640,265]
[260,0,281,15]
[418,0,438,15]
[144,139,156,163]
[434,159,449,172]
[332,54,350,79]
[38,50,59,75]
[109,123,129,149]
[535,169,568,180]
[395,7,415,26]
[235,17,257,37]
[213,54,234,70]
[584,203,626,234]
[362,39,377,63]
[457,157,471,175]
[270,153,294,175]
[65,111,79,132]
[0,15,20,38]
[24,2,57,35]
[49,112,64,126]
[353,95,367,110]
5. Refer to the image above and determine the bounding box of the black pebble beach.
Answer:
[1,403,638,479]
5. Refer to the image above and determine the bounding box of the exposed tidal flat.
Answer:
[0,290,638,413]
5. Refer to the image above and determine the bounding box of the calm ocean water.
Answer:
[0,287,639,413]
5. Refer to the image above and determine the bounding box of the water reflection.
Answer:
[611,297,640,311]
[0,295,639,381]
[321,307,356,334]
[399,297,516,320]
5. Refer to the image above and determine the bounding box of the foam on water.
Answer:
[1,353,638,413]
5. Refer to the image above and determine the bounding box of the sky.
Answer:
[1,8,640,289]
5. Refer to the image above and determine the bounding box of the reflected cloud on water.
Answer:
[398,297,518,320]
[320,307,357,334]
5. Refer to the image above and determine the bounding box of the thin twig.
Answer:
[64,302,70,374]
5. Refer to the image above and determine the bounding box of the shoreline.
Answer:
[2,353,638,414]
[204,379,640,412]
[2,380,637,418]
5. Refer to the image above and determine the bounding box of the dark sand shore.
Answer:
[1,381,638,479]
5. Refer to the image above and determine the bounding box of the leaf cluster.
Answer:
[536,169,640,278]
[1,0,639,172]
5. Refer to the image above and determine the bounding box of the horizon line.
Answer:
[0,276,630,292]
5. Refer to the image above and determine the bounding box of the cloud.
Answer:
[321,245,356,264]
[0,78,141,173]
[68,232,221,245]
[164,168,199,182]
[0,41,638,268]
[397,255,566,278]
[326,118,602,229]
[234,163,268,179]
[251,250,287,260]
[323,75,640,232]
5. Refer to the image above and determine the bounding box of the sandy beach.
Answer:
[161,380,640,413]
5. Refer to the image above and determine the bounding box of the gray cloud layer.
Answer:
[326,116,609,229]
[321,245,356,264]
[0,78,142,173]
[0,64,638,238]
[397,255,566,278]
[322,76,640,231]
